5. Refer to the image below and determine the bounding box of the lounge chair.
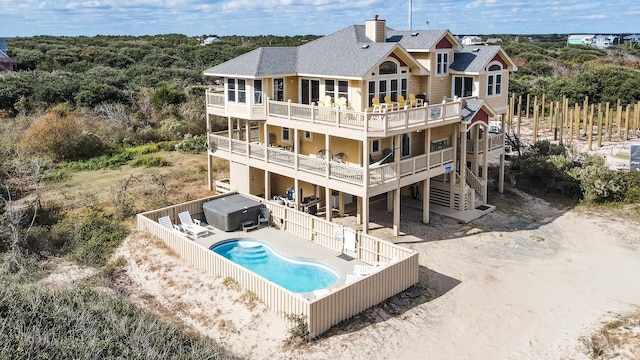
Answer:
[257,207,270,227]
[178,211,209,237]
[158,216,182,232]
[346,274,362,284]
[313,288,330,298]
[353,263,385,276]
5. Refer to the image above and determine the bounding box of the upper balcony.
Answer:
[206,90,463,138]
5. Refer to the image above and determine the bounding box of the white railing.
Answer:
[466,132,505,152]
[267,99,462,134]
[208,133,455,189]
[206,91,225,108]
[330,162,364,185]
[465,167,485,202]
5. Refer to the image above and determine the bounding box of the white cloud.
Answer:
[0,0,639,36]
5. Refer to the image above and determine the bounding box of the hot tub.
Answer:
[202,194,263,232]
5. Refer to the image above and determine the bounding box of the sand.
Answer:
[108,184,640,360]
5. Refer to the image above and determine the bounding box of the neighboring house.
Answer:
[200,36,220,45]
[567,34,596,47]
[461,35,483,46]
[0,38,17,72]
[203,16,517,236]
[486,38,503,44]
[594,34,618,48]
[623,34,640,44]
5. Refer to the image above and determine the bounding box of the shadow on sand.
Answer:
[318,265,461,338]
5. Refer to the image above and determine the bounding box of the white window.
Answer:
[227,78,246,103]
[437,52,448,75]
[282,127,290,143]
[371,139,381,154]
[273,78,284,101]
[454,77,474,98]
[227,79,235,102]
[254,79,263,104]
[324,79,349,101]
[304,131,312,141]
[487,64,502,97]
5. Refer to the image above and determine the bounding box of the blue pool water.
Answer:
[210,239,338,293]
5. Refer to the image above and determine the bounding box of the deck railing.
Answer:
[209,132,455,188]
[466,132,506,152]
[206,91,225,108]
[267,99,461,133]
[137,192,419,337]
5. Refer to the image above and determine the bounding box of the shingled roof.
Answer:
[204,25,423,79]
[450,45,503,73]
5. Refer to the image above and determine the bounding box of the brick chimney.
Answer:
[365,15,386,43]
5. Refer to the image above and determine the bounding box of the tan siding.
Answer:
[430,75,451,103]
[285,76,298,102]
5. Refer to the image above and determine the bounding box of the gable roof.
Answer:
[450,45,517,73]
[462,98,496,123]
[204,25,428,79]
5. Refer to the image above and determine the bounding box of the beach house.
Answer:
[203,16,517,236]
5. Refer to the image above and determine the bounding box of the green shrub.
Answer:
[569,155,625,203]
[47,210,128,267]
[130,155,170,168]
[174,134,206,154]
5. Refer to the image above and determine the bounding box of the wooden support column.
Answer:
[338,192,345,217]
[264,170,270,201]
[356,197,362,224]
[422,178,430,224]
[482,125,489,204]
[386,191,393,213]
[325,186,332,221]
[362,196,370,233]
[393,187,400,237]
[450,124,458,209]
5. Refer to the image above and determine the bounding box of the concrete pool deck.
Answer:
[189,224,369,297]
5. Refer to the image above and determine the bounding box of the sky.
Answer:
[1,0,639,38]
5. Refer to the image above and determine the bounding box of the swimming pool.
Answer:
[210,239,339,293]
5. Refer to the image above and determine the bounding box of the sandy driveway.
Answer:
[118,187,640,359]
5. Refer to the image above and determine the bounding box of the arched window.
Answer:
[379,61,397,75]
[487,63,503,97]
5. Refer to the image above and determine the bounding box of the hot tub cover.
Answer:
[202,194,263,231]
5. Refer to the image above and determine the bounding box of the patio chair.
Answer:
[371,98,383,113]
[336,96,348,110]
[257,207,270,227]
[383,96,399,111]
[320,95,333,107]
[178,211,209,237]
[346,274,362,284]
[408,93,424,107]
[158,216,182,232]
[397,94,408,109]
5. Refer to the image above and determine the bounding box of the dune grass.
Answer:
[0,278,240,360]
